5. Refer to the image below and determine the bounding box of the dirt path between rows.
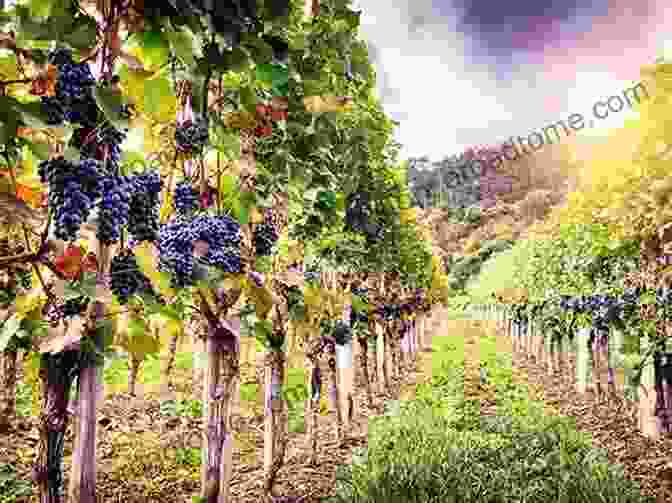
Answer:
[469,317,672,502]
[0,311,449,503]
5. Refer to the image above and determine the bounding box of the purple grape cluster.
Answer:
[127,172,163,242]
[175,118,209,153]
[39,157,103,241]
[41,96,67,125]
[480,167,513,209]
[79,124,126,166]
[174,181,199,214]
[253,218,278,256]
[47,47,98,127]
[61,296,90,318]
[110,250,158,304]
[345,191,370,233]
[345,190,382,241]
[157,215,241,288]
[96,176,131,245]
[191,215,241,271]
[43,296,90,325]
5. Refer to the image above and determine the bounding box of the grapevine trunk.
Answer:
[0,349,18,429]
[201,329,238,503]
[357,336,373,408]
[263,349,288,496]
[34,351,78,503]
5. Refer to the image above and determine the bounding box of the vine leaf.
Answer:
[163,28,200,68]
[15,101,53,129]
[0,313,22,351]
[63,15,97,50]
[134,242,176,298]
[143,76,173,119]
[93,84,129,132]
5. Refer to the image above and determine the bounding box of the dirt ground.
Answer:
[486,320,672,502]
[3,311,672,502]
[0,313,443,503]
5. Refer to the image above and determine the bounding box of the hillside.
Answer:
[413,141,581,289]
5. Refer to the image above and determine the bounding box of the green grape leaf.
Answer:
[128,317,145,339]
[254,319,273,347]
[242,36,273,65]
[343,9,361,30]
[239,86,257,114]
[26,139,50,160]
[15,7,59,41]
[62,272,97,301]
[143,76,173,120]
[223,47,251,72]
[272,81,289,97]
[256,63,289,88]
[213,129,240,157]
[164,28,199,68]
[63,15,97,50]
[0,313,23,351]
[62,146,81,162]
[15,100,53,129]
[93,84,129,132]
[141,30,170,70]
[0,114,19,147]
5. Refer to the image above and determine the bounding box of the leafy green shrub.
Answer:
[15,380,33,417]
[174,447,201,467]
[159,398,203,418]
[329,412,653,503]
[0,463,32,503]
[328,330,653,503]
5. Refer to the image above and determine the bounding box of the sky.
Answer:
[351,0,672,162]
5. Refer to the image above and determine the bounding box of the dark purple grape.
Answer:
[110,250,157,304]
[175,118,209,153]
[96,176,131,244]
[174,181,199,214]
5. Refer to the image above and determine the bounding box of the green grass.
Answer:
[103,351,194,391]
[327,322,654,503]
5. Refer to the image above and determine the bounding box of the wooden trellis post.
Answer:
[575,328,591,393]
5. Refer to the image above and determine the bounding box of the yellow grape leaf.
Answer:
[159,190,174,223]
[16,288,46,317]
[219,273,244,291]
[319,396,329,415]
[134,242,175,297]
[399,208,417,225]
[127,329,160,358]
[247,283,273,319]
[303,286,322,308]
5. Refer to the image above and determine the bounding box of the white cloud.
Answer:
[354,0,670,163]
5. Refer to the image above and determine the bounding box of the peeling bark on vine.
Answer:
[163,328,180,388]
[263,348,288,495]
[33,351,79,503]
[0,349,18,430]
[357,336,373,408]
[201,324,239,503]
